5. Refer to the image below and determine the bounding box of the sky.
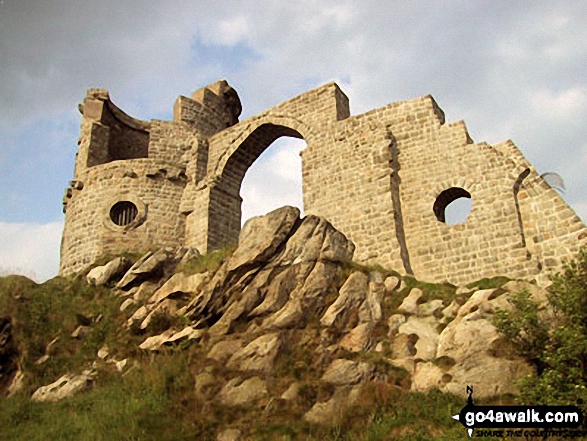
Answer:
[1,1,586,282]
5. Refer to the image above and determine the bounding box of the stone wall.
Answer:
[60,80,587,284]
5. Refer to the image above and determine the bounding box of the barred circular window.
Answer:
[110,201,138,226]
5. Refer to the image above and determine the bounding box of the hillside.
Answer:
[0,206,566,441]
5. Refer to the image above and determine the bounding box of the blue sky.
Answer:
[1,1,586,281]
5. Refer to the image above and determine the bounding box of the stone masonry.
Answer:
[59,80,587,285]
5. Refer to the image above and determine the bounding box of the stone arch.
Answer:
[211,114,315,179]
[206,119,311,250]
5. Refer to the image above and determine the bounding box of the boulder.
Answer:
[86,256,131,286]
[411,362,447,392]
[139,327,203,351]
[339,323,374,352]
[219,376,268,406]
[436,287,533,398]
[384,276,401,293]
[358,276,384,323]
[397,287,423,315]
[303,385,362,425]
[418,299,444,317]
[217,429,242,441]
[31,369,96,402]
[321,272,368,329]
[208,339,244,364]
[117,248,175,289]
[148,272,208,304]
[321,359,374,386]
[227,333,282,373]
[397,316,439,361]
[281,382,301,401]
[195,369,217,397]
[388,314,406,335]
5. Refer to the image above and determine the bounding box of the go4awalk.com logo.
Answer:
[451,386,587,438]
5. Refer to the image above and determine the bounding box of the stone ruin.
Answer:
[59,80,587,285]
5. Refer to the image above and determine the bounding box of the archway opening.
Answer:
[240,137,306,225]
[208,123,306,251]
[433,187,472,226]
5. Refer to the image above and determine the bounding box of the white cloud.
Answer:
[0,221,63,283]
[240,138,305,223]
[217,16,251,46]
[531,87,587,120]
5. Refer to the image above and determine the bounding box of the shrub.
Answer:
[494,248,587,405]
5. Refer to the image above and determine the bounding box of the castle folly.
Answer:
[59,80,587,284]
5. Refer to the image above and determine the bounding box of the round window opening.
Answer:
[433,187,472,225]
[110,201,138,227]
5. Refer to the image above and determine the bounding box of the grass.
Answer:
[176,245,236,275]
[466,276,511,291]
[0,264,519,441]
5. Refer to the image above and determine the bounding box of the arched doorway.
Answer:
[207,123,307,250]
[240,136,305,225]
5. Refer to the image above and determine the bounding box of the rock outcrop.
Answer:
[27,206,546,437]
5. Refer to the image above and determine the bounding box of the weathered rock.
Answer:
[339,323,374,352]
[209,282,266,337]
[303,385,361,425]
[86,256,131,286]
[502,280,549,306]
[195,370,217,397]
[139,327,203,351]
[148,272,208,304]
[133,281,159,301]
[261,298,304,330]
[128,305,149,327]
[384,275,401,293]
[321,359,374,385]
[35,355,49,365]
[436,289,533,398]
[177,247,201,265]
[411,362,448,392]
[114,359,127,372]
[397,288,422,315]
[441,298,461,322]
[31,369,96,402]
[418,299,444,317]
[97,345,109,359]
[6,369,24,397]
[281,382,301,401]
[358,276,383,323]
[397,316,439,361]
[219,376,268,406]
[227,333,282,373]
[140,299,180,330]
[388,314,406,335]
[248,267,300,318]
[321,272,368,329]
[120,298,136,312]
[117,248,175,289]
[208,339,244,364]
[390,333,417,372]
[217,428,242,441]
[71,325,91,339]
[139,329,175,351]
[455,285,471,295]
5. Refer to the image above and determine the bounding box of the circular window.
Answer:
[110,201,138,226]
[433,187,472,225]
